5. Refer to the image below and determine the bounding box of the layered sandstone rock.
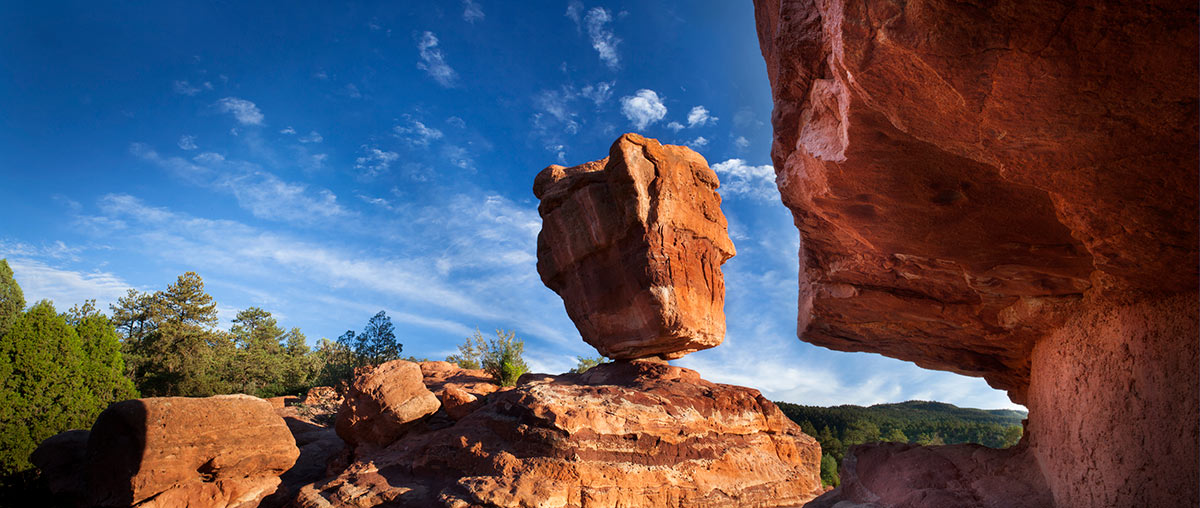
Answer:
[335,360,441,448]
[807,442,1052,508]
[534,133,736,360]
[295,361,824,508]
[85,394,299,508]
[417,361,499,420]
[753,0,1198,506]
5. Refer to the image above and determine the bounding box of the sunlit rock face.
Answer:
[294,361,825,508]
[534,133,736,360]
[753,0,1198,506]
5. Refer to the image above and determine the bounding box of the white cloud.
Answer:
[565,0,583,29]
[666,121,684,132]
[619,89,667,130]
[711,158,778,200]
[178,135,198,150]
[687,105,716,127]
[280,126,296,135]
[462,0,484,23]
[584,7,620,70]
[355,147,400,179]
[534,89,580,135]
[446,116,466,129]
[342,83,362,99]
[394,119,444,146]
[173,80,201,96]
[215,97,264,125]
[442,144,474,171]
[580,81,614,105]
[686,136,708,148]
[416,31,458,87]
[5,257,133,312]
[298,131,323,143]
[734,136,751,150]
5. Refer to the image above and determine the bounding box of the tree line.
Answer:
[776,400,1025,486]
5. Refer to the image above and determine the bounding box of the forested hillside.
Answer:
[777,400,1026,486]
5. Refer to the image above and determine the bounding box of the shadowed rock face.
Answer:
[534,133,736,360]
[753,0,1198,506]
[753,0,1198,399]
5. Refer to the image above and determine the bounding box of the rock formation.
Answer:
[753,0,1198,506]
[534,133,736,360]
[295,361,823,508]
[84,395,299,507]
[335,360,441,448]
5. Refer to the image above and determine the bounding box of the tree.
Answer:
[360,311,401,365]
[820,453,840,487]
[568,355,606,374]
[446,330,485,369]
[73,312,138,404]
[479,329,528,387]
[228,307,287,397]
[0,259,24,338]
[883,427,908,443]
[0,301,99,474]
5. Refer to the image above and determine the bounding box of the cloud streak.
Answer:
[584,7,620,70]
[215,97,264,125]
[416,31,458,87]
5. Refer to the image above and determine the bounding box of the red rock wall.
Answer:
[1026,292,1199,507]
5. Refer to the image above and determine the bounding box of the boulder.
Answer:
[752,0,1199,506]
[807,442,1052,508]
[30,429,90,504]
[335,360,441,448]
[533,133,736,360]
[294,361,824,508]
[417,361,497,420]
[85,394,299,508]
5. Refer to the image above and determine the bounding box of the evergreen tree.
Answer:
[0,301,99,474]
[74,312,138,404]
[820,454,840,487]
[568,355,605,374]
[883,427,908,443]
[228,307,287,397]
[360,311,401,365]
[0,259,24,338]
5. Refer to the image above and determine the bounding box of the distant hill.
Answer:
[775,400,1026,487]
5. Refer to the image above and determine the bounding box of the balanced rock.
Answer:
[534,133,736,360]
[295,361,823,508]
[335,360,441,448]
[86,394,299,508]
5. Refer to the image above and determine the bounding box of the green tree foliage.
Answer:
[0,260,24,337]
[452,329,528,386]
[779,400,1026,487]
[1,301,112,474]
[820,453,840,487]
[568,355,606,374]
[315,311,403,387]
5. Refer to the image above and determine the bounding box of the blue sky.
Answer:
[0,1,1020,410]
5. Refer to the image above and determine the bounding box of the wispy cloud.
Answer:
[711,159,778,200]
[565,0,584,30]
[355,147,400,179]
[3,256,133,312]
[416,31,457,87]
[394,118,444,146]
[173,80,201,96]
[734,136,750,150]
[584,7,620,70]
[666,121,684,132]
[620,89,667,130]
[462,0,484,23]
[298,131,323,143]
[215,97,264,125]
[580,81,614,105]
[178,135,198,150]
[686,136,708,148]
[687,105,716,127]
[280,126,297,135]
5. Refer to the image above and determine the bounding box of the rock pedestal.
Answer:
[534,133,736,360]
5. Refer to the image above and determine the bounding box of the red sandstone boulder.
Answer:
[533,133,736,360]
[85,394,299,508]
[335,360,441,448]
[30,429,90,505]
[807,442,1052,508]
[294,361,823,508]
[417,361,497,420]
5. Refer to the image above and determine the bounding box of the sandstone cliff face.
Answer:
[296,361,823,508]
[534,133,736,360]
[753,0,1198,506]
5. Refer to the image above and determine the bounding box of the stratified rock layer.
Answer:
[335,360,441,448]
[534,133,736,360]
[85,394,299,508]
[295,361,823,508]
[753,0,1198,506]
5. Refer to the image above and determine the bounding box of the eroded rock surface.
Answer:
[808,442,1052,508]
[295,361,823,508]
[335,360,441,448]
[534,133,736,360]
[753,0,1198,506]
[85,394,299,508]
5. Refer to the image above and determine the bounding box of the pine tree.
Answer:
[0,259,25,338]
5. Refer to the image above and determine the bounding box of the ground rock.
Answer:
[335,360,441,448]
[30,429,90,504]
[294,360,823,508]
[85,394,299,508]
[806,442,1051,508]
[533,133,736,360]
